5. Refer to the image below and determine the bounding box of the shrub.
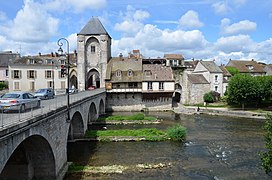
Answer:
[167,125,186,141]
[203,92,214,103]
[0,82,8,90]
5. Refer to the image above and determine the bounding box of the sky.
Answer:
[0,0,272,65]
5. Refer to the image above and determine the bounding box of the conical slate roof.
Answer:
[78,17,110,37]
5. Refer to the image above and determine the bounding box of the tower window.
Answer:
[116,70,121,77]
[91,45,95,53]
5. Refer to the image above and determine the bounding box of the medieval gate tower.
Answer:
[77,17,111,91]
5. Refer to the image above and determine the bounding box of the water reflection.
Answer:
[66,112,271,179]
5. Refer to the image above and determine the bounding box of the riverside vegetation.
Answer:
[67,113,187,175]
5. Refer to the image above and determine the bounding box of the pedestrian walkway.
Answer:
[173,104,266,119]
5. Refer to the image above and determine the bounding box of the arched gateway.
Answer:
[77,17,112,91]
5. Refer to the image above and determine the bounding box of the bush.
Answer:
[0,82,8,90]
[203,92,214,103]
[167,125,186,141]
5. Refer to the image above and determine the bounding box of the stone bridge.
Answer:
[0,89,106,179]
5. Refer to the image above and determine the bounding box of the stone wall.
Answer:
[106,93,173,111]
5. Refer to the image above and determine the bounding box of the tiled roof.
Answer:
[143,64,174,81]
[219,65,231,76]
[164,54,184,60]
[188,74,209,84]
[78,17,110,37]
[184,60,199,69]
[106,57,143,82]
[226,60,265,73]
[200,61,223,73]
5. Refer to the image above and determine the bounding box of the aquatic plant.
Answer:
[166,125,187,141]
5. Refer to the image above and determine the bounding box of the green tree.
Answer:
[260,113,272,174]
[227,74,259,109]
[226,66,240,76]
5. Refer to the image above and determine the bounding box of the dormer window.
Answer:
[91,45,95,53]
[60,59,65,65]
[46,59,53,64]
[144,70,152,76]
[246,65,254,70]
[29,59,34,64]
[128,69,133,76]
[116,70,122,77]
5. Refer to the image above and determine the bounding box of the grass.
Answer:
[97,113,157,121]
[85,125,186,142]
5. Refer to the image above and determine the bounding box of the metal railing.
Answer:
[0,88,105,130]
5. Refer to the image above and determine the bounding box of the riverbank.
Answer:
[173,104,267,119]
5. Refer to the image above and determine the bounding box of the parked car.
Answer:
[0,92,41,112]
[34,88,54,100]
[68,88,78,94]
[88,86,96,90]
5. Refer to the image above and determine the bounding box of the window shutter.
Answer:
[35,70,37,78]
[19,70,22,79]
[11,70,14,79]
[27,70,29,79]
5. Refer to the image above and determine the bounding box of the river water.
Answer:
[66,112,271,179]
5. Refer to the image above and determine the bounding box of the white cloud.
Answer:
[215,34,255,53]
[179,10,204,29]
[212,1,230,14]
[114,5,150,37]
[113,24,208,57]
[220,18,257,35]
[0,0,59,43]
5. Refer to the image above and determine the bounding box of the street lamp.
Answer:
[57,38,70,121]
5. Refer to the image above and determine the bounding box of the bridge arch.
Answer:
[0,135,55,179]
[68,111,84,140]
[88,102,97,123]
[99,98,105,115]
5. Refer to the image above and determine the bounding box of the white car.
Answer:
[0,92,41,112]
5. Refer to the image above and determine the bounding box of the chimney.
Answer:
[39,52,41,56]
[74,50,77,58]
[119,53,123,60]
[51,52,54,57]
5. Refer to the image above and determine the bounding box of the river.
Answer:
[66,112,271,179]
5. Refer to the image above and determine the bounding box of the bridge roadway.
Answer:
[0,88,104,129]
[0,88,106,179]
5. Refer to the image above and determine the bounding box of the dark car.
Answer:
[34,88,54,100]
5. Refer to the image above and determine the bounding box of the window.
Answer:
[91,45,95,53]
[12,70,21,79]
[60,59,65,65]
[5,69,8,77]
[148,82,153,90]
[145,70,151,76]
[215,75,218,82]
[128,70,133,76]
[215,86,218,92]
[46,59,53,64]
[27,70,36,79]
[14,82,20,90]
[47,81,53,88]
[116,70,121,77]
[159,82,164,90]
[246,65,254,70]
[29,59,34,64]
[45,70,52,78]
[128,82,138,88]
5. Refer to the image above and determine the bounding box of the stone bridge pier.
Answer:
[0,91,106,179]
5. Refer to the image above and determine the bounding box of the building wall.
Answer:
[187,83,210,104]
[142,81,174,91]
[8,65,66,93]
[106,93,172,111]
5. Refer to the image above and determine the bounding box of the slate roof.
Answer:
[200,61,223,73]
[188,74,209,84]
[226,60,265,73]
[143,64,174,81]
[0,51,20,67]
[78,17,110,37]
